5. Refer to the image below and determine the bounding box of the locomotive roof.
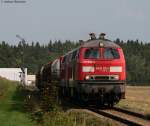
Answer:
[81,39,120,48]
[62,39,120,57]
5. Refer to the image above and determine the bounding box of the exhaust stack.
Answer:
[99,33,106,40]
[89,33,96,40]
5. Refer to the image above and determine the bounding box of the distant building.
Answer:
[0,68,27,85]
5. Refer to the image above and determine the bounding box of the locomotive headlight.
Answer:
[110,66,122,72]
[85,75,90,80]
[114,75,119,80]
[82,66,94,72]
[99,42,104,47]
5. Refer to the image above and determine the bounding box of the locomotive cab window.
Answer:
[84,48,100,59]
[104,48,120,59]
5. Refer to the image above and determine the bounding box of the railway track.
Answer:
[88,107,150,126]
[61,97,150,126]
[63,98,150,126]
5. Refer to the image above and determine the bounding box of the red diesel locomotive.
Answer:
[36,33,126,106]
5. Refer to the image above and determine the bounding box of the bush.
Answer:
[39,85,58,112]
[24,82,116,126]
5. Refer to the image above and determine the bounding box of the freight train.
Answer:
[36,33,126,107]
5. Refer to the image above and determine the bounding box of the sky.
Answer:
[0,0,150,44]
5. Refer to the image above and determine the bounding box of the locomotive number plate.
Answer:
[95,66,110,72]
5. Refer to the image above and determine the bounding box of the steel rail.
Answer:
[89,108,142,126]
[113,107,149,120]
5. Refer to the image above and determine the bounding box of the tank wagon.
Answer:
[36,59,61,89]
[36,33,126,106]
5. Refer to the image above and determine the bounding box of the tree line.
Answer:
[0,39,149,85]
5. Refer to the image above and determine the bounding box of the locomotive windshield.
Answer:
[104,48,120,59]
[84,48,100,59]
[84,48,120,59]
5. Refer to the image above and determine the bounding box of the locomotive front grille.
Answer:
[89,75,119,81]
[94,76,109,80]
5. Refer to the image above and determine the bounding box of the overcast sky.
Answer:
[0,0,150,44]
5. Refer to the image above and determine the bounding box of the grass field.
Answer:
[0,77,36,126]
[0,78,118,126]
[0,78,149,126]
[117,86,150,117]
